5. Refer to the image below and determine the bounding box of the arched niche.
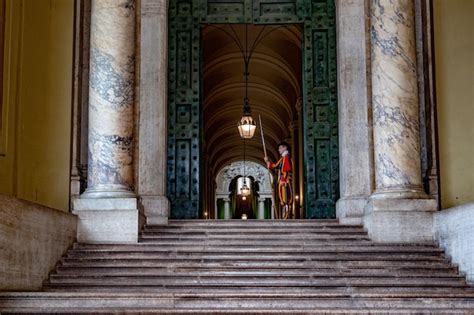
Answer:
[215,161,273,219]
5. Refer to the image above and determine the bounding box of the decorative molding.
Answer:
[215,160,272,195]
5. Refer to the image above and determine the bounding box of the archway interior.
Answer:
[202,24,303,218]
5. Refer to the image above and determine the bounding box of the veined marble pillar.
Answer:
[223,198,231,220]
[364,0,436,243]
[258,198,266,220]
[73,0,139,243]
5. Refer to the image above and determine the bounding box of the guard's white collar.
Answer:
[281,150,289,157]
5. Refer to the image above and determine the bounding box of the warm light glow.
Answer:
[241,214,248,220]
[237,115,257,139]
[242,196,247,201]
[295,195,299,200]
[240,183,250,196]
[237,177,252,195]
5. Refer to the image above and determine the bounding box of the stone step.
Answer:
[46,275,467,287]
[41,285,474,297]
[136,239,376,246]
[2,292,474,312]
[4,307,473,314]
[73,243,442,253]
[5,290,474,299]
[52,267,460,278]
[150,224,364,231]
[65,251,446,261]
[145,225,365,231]
[4,220,472,313]
[58,259,457,270]
[139,234,372,241]
[166,219,342,225]
[141,228,368,235]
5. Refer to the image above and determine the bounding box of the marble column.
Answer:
[223,198,231,220]
[364,0,436,243]
[258,198,266,220]
[137,0,170,225]
[335,0,374,225]
[73,0,139,243]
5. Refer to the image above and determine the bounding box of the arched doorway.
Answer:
[167,0,338,219]
[215,161,273,219]
[202,24,301,219]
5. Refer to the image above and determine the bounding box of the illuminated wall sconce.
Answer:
[241,214,248,220]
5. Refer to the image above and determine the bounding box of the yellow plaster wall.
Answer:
[0,0,74,211]
[434,0,474,208]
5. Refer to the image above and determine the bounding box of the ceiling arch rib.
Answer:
[205,124,282,161]
[203,82,294,123]
[203,52,300,96]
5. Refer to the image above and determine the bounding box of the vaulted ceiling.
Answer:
[202,24,302,176]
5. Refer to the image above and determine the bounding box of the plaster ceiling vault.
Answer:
[202,24,303,175]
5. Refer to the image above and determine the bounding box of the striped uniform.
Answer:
[267,153,293,218]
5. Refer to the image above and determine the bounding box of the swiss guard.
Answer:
[264,142,293,219]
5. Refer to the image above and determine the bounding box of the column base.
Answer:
[363,198,437,243]
[72,197,139,243]
[224,208,231,220]
[140,195,169,225]
[336,196,368,225]
[81,184,135,199]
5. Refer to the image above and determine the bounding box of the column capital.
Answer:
[141,0,168,16]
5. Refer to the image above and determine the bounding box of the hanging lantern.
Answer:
[238,177,251,196]
[240,183,250,196]
[237,99,256,139]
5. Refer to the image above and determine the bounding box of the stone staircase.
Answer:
[1,219,474,313]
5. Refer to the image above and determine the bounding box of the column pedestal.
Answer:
[336,197,369,225]
[73,198,139,243]
[141,196,169,225]
[364,198,436,242]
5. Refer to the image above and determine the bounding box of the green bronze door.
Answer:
[301,1,339,218]
[167,0,338,219]
[167,1,201,219]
